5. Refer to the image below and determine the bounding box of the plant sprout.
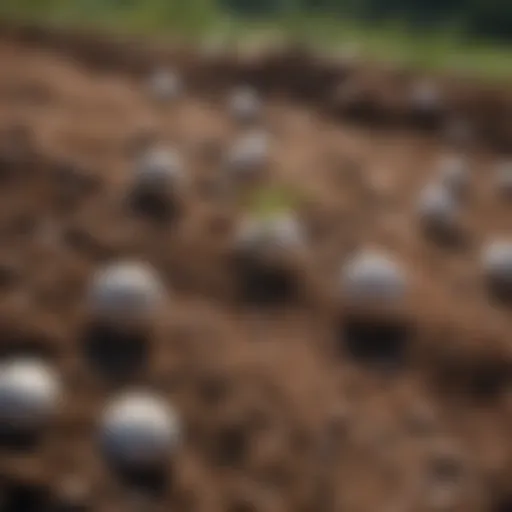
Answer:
[241,183,306,219]
[233,182,308,254]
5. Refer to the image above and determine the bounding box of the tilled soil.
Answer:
[0,22,511,512]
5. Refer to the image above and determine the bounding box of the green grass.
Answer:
[0,0,511,80]
[0,0,224,39]
[230,17,512,80]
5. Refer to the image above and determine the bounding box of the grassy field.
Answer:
[1,0,511,79]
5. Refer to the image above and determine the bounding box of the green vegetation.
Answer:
[0,0,222,38]
[228,18,512,78]
[0,0,510,78]
[241,183,308,219]
[225,0,512,42]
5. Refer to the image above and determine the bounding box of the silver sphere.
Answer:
[481,239,512,294]
[235,212,306,255]
[133,147,185,194]
[417,183,459,235]
[88,261,166,325]
[340,250,408,305]
[228,86,262,125]
[147,68,183,103]
[437,155,470,197]
[225,131,270,182]
[0,359,61,431]
[100,391,181,470]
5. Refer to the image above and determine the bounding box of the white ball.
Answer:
[417,183,459,233]
[89,262,166,324]
[340,250,407,305]
[225,131,270,180]
[133,147,184,194]
[0,359,61,430]
[437,155,470,196]
[147,68,182,103]
[481,240,512,289]
[100,392,181,469]
[228,86,262,124]
[235,213,305,254]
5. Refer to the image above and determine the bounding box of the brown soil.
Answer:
[0,21,511,512]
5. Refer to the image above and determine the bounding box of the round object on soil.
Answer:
[99,391,181,470]
[88,261,166,325]
[481,239,512,293]
[340,250,408,305]
[228,86,262,125]
[133,147,184,195]
[234,212,306,256]
[417,183,459,235]
[0,359,61,431]
[437,155,470,197]
[147,68,182,103]
[225,131,270,181]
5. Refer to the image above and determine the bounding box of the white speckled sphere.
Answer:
[228,86,262,125]
[417,183,459,233]
[89,262,166,325]
[225,131,270,180]
[147,68,182,103]
[437,155,470,196]
[340,250,407,305]
[0,359,61,430]
[235,213,305,255]
[481,240,512,290]
[100,392,181,469]
[133,147,184,194]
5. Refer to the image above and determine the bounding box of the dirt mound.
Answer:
[0,22,510,512]
[1,21,512,151]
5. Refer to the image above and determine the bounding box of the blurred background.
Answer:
[0,0,511,78]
